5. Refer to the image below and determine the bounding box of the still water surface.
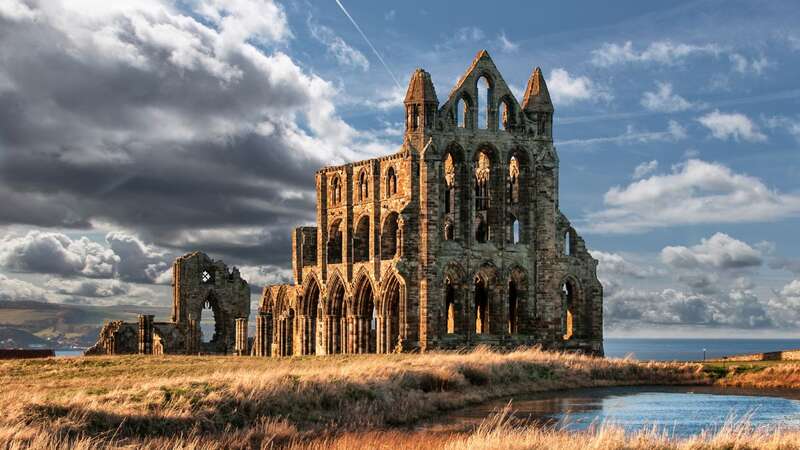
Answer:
[430,386,800,437]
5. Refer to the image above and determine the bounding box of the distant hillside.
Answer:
[0,300,171,349]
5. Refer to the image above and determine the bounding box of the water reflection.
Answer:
[426,386,800,438]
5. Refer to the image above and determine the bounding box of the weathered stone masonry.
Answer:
[86,252,250,355]
[257,51,604,357]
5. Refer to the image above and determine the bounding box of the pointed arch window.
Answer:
[457,97,467,128]
[500,99,513,130]
[475,151,491,211]
[386,167,397,197]
[477,76,491,129]
[331,176,342,206]
[358,170,369,201]
[508,156,520,204]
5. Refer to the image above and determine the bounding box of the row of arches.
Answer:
[454,75,517,131]
[442,143,528,245]
[440,263,591,342]
[263,268,592,357]
[326,212,400,265]
[266,272,404,356]
[329,166,399,207]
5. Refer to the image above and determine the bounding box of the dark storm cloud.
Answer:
[0,1,389,265]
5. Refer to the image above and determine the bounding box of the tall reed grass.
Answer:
[0,347,745,449]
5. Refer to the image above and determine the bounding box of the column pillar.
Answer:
[138,314,154,355]
[235,317,248,356]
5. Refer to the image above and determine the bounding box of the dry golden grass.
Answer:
[1,346,782,449]
[711,363,800,389]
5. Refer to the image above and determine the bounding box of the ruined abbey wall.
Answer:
[86,252,250,355]
[257,50,604,358]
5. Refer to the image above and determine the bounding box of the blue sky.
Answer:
[0,0,798,337]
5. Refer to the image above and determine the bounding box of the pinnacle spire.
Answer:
[522,67,553,112]
[404,68,438,104]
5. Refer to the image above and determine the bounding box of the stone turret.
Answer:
[404,68,438,147]
[522,67,553,138]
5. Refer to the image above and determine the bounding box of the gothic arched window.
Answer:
[358,170,369,201]
[331,176,341,206]
[508,156,520,204]
[386,167,397,197]
[475,151,491,211]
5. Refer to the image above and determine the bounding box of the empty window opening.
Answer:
[331,176,342,205]
[353,216,370,263]
[475,151,491,211]
[477,76,490,129]
[474,277,489,334]
[564,230,574,255]
[456,98,467,128]
[562,282,574,340]
[500,100,511,130]
[381,213,399,259]
[201,270,212,284]
[475,218,488,243]
[386,167,397,197]
[358,170,369,201]
[509,217,520,244]
[327,220,343,264]
[508,156,520,204]
[446,281,456,334]
[508,280,518,334]
[444,222,454,241]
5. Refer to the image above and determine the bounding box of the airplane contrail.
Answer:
[334,0,403,91]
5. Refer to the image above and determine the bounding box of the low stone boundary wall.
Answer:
[0,349,55,359]
[712,349,800,362]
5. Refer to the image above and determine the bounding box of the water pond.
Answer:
[426,386,800,438]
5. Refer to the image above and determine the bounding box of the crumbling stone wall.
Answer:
[263,50,604,357]
[86,252,250,355]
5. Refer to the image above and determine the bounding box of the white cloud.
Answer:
[585,159,800,233]
[547,68,611,105]
[0,231,119,278]
[661,233,763,270]
[559,120,685,147]
[640,82,696,112]
[632,160,658,179]
[590,250,660,279]
[105,231,171,283]
[238,264,292,293]
[764,115,800,141]
[0,273,52,302]
[591,40,721,67]
[46,278,130,298]
[605,286,773,330]
[308,19,369,71]
[0,0,38,22]
[453,26,484,42]
[729,53,770,75]
[697,110,766,142]
[497,31,518,53]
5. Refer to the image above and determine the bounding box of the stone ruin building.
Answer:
[255,50,604,358]
[86,252,250,355]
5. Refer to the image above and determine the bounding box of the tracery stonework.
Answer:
[257,50,604,357]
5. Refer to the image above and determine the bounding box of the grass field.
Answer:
[1,348,799,449]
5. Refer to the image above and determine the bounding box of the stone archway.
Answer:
[198,290,226,353]
[324,276,347,354]
[301,278,321,355]
[380,273,403,353]
[352,275,377,353]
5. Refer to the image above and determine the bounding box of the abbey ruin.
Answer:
[255,51,604,357]
[87,51,603,357]
[86,252,251,355]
